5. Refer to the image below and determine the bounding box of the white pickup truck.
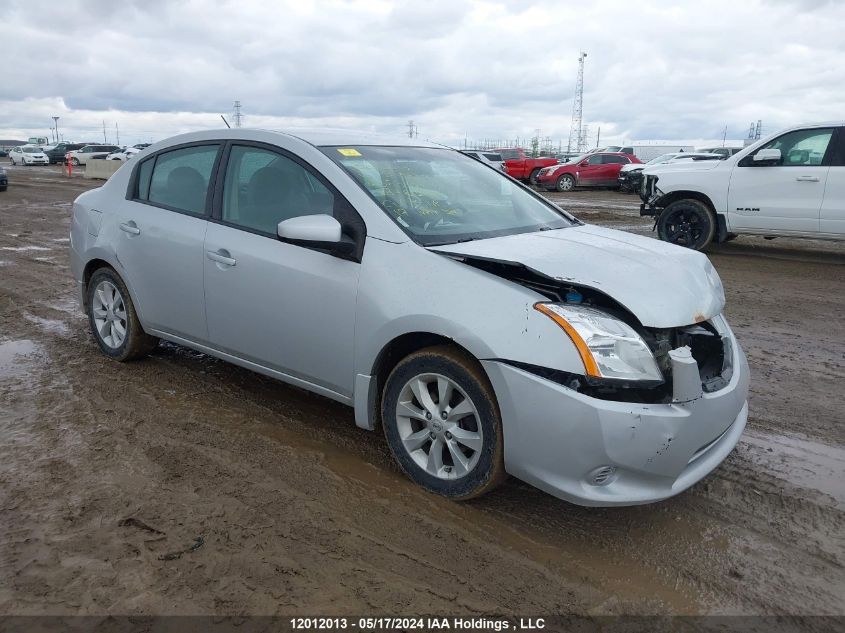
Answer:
[639,122,844,250]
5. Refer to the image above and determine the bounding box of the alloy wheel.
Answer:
[395,373,483,480]
[91,280,128,349]
[665,209,706,247]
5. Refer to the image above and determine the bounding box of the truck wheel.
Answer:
[657,199,716,251]
[528,168,541,186]
[555,174,575,192]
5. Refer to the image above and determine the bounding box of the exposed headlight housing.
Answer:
[535,303,663,383]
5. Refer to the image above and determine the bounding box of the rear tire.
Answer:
[656,199,716,251]
[381,346,506,500]
[528,168,541,186]
[87,267,158,361]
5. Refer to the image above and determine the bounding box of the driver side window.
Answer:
[222,146,334,235]
[752,128,834,166]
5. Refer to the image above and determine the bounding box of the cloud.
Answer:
[2,0,844,147]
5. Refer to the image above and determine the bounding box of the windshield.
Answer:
[23,147,40,154]
[321,146,575,246]
[647,153,678,164]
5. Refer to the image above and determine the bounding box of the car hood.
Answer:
[429,225,725,328]
[641,159,723,176]
[620,164,645,173]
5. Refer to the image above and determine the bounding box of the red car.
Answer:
[536,152,641,192]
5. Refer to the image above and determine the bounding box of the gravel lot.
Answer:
[1,164,843,617]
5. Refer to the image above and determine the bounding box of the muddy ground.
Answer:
[0,164,843,618]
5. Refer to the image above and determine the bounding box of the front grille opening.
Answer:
[645,320,729,394]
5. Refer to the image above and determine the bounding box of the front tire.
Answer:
[381,346,506,500]
[656,199,716,251]
[72,157,81,166]
[87,268,158,361]
[556,174,575,192]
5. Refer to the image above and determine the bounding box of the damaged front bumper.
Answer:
[482,333,750,506]
[639,173,663,217]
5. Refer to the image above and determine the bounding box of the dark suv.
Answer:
[44,143,86,165]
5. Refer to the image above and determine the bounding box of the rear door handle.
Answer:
[795,176,820,182]
[119,221,141,235]
[206,249,237,267]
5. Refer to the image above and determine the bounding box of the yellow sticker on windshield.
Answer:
[337,148,362,157]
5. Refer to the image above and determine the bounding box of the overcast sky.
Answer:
[1,0,842,147]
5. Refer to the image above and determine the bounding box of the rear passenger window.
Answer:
[146,145,220,215]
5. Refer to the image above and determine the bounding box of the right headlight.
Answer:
[535,303,663,383]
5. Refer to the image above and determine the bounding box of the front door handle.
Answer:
[119,221,141,235]
[206,249,237,267]
[795,176,820,182]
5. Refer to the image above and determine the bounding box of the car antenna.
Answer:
[220,115,231,129]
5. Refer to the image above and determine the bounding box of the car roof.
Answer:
[146,128,444,150]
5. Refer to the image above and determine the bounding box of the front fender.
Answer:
[352,239,586,428]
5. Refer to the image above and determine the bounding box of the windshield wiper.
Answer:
[424,237,477,247]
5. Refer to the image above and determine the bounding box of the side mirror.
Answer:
[277,214,355,256]
[753,148,781,164]
[579,160,589,167]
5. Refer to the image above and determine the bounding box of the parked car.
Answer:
[0,164,7,191]
[70,129,749,506]
[106,147,143,161]
[640,122,845,250]
[44,142,86,164]
[460,150,507,172]
[66,145,121,166]
[493,148,558,184]
[536,152,642,191]
[8,146,49,166]
[618,152,721,192]
[696,146,743,159]
[0,149,8,157]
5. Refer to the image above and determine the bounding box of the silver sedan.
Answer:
[69,129,749,506]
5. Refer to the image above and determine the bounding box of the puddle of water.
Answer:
[23,313,71,336]
[0,246,52,252]
[0,339,41,379]
[741,430,845,509]
[51,237,70,243]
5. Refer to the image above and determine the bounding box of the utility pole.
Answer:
[408,120,416,138]
[567,51,587,153]
[233,101,243,128]
[52,117,60,143]
[596,126,601,148]
[722,125,728,146]
[103,120,107,143]
[116,122,120,146]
